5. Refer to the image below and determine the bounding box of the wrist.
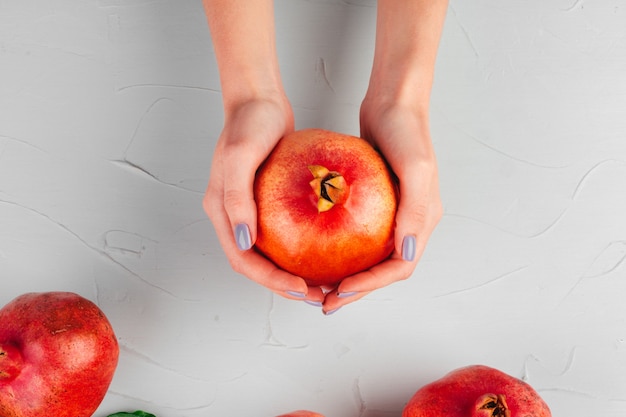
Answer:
[365,0,448,113]
[363,73,432,117]
[222,83,289,116]
[362,64,433,123]
[222,92,294,136]
[204,0,287,114]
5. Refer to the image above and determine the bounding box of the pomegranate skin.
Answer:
[0,292,119,417]
[402,365,551,417]
[254,128,398,287]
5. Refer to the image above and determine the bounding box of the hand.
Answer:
[321,101,443,313]
[203,96,325,304]
[319,0,448,314]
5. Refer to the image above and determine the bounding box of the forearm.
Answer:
[366,0,448,111]
[202,0,286,111]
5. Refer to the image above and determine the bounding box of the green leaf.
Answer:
[107,411,156,417]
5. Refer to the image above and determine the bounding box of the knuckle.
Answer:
[231,262,245,276]
[399,154,437,179]
[402,192,443,229]
[392,262,415,281]
[222,188,250,213]
[405,202,429,226]
[221,138,250,156]
[202,189,220,220]
[398,270,413,282]
[227,255,247,275]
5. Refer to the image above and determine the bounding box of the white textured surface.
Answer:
[1,1,626,416]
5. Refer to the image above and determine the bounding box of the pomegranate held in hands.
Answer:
[0,292,119,417]
[402,365,551,417]
[254,128,398,287]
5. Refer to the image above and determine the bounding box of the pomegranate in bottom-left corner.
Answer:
[0,291,119,417]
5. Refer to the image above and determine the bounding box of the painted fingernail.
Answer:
[286,290,306,298]
[324,307,341,316]
[337,291,358,298]
[402,234,417,262]
[304,300,323,307]
[234,223,252,251]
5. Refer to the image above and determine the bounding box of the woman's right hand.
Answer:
[203,95,325,305]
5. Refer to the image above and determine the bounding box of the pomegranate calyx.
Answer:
[473,394,511,417]
[308,165,349,212]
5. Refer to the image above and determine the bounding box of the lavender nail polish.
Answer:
[337,291,358,298]
[402,234,417,262]
[286,290,306,298]
[324,307,341,316]
[234,223,252,251]
[304,300,323,307]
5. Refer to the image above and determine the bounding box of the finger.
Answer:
[275,284,325,303]
[231,247,313,295]
[219,142,263,249]
[202,153,226,224]
[322,288,371,314]
[321,257,416,313]
[204,178,310,298]
[340,257,415,294]
[322,197,442,314]
[395,167,442,276]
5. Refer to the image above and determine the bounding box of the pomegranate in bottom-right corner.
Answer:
[402,365,551,417]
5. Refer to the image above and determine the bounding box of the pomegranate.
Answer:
[402,365,551,417]
[254,128,398,287]
[0,292,119,417]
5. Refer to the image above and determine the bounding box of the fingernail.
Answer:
[402,234,417,262]
[324,307,341,316]
[234,223,252,251]
[337,291,358,298]
[304,300,323,307]
[286,290,306,298]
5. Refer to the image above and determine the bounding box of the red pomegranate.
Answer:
[402,365,551,417]
[0,292,119,417]
[254,128,398,287]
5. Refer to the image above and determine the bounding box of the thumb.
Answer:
[222,153,259,251]
[394,161,442,264]
[395,195,426,263]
